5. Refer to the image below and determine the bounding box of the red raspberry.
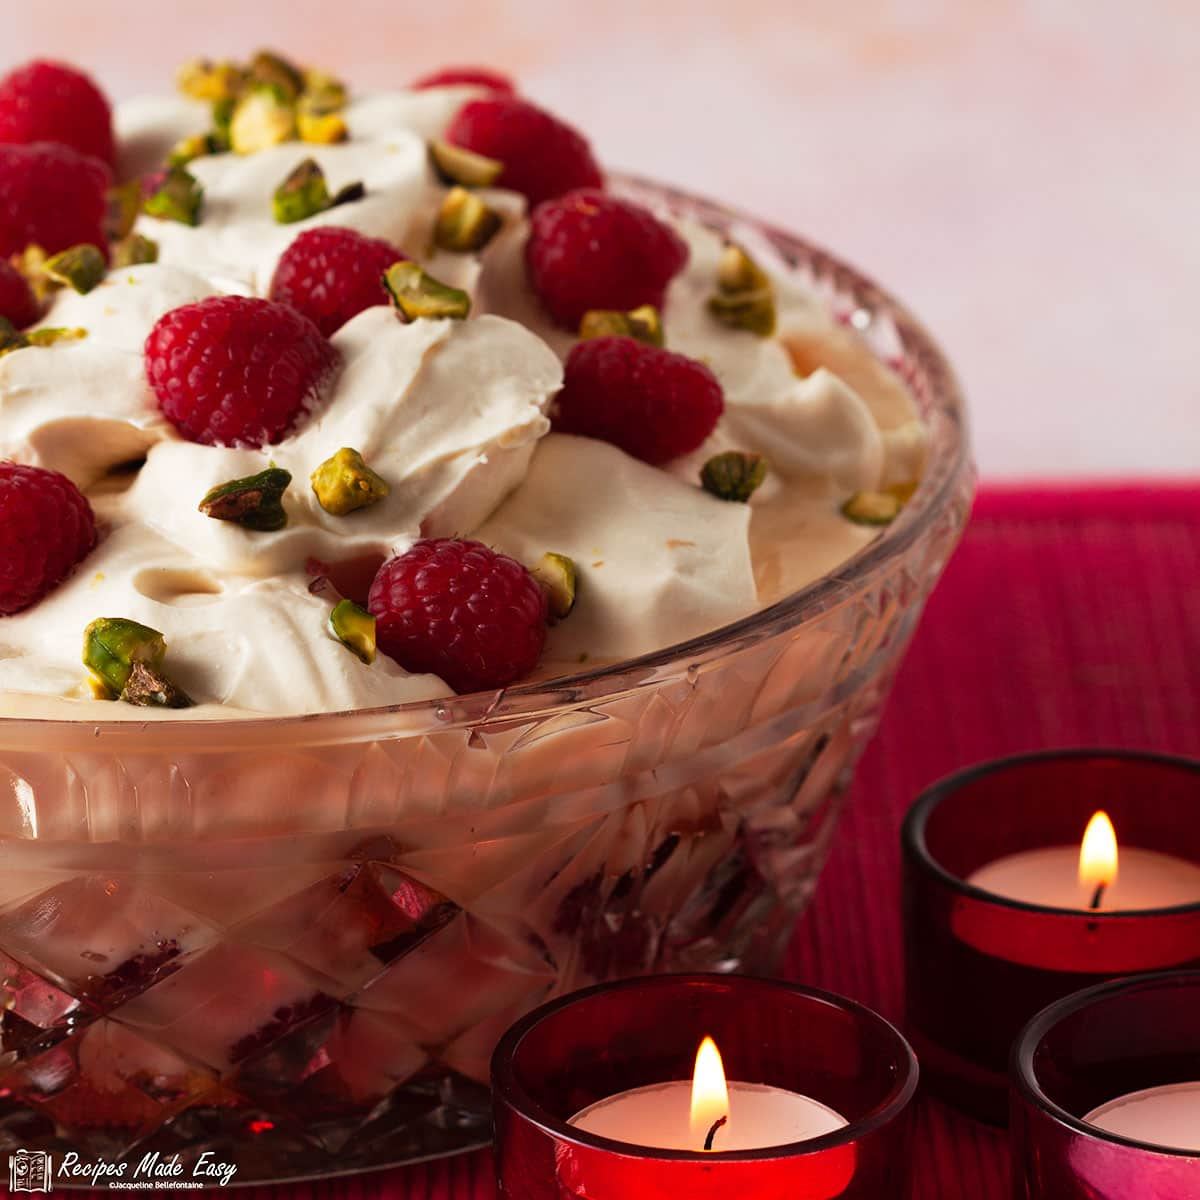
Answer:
[144,296,339,448]
[0,462,97,615]
[0,60,115,167]
[445,96,601,208]
[0,260,39,329]
[269,226,407,338]
[526,190,689,329]
[368,538,547,694]
[554,337,724,465]
[0,142,110,259]
[410,66,515,95]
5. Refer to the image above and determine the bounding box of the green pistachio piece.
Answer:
[330,181,366,206]
[211,95,237,142]
[383,261,471,322]
[198,467,292,531]
[717,243,771,293]
[302,69,348,108]
[83,617,167,698]
[841,490,902,526]
[310,448,390,516]
[329,599,377,664]
[889,479,919,505]
[434,186,502,253]
[143,166,204,226]
[700,451,769,502]
[297,103,348,145]
[531,552,578,620]
[177,58,246,102]
[578,304,664,347]
[120,659,195,708]
[168,131,227,167]
[111,233,160,268]
[249,50,305,99]
[13,244,52,302]
[26,327,87,348]
[708,289,776,337]
[43,244,106,295]
[0,317,29,357]
[106,180,143,241]
[708,243,776,337]
[230,87,296,154]
[429,139,503,188]
[273,157,331,223]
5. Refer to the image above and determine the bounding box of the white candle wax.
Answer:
[1084,1082,1200,1152]
[965,846,1200,910]
[569,1080,847,1152]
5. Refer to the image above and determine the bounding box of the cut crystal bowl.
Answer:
[0,178,973,1182]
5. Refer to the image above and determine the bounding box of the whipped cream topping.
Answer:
[0,86,927,716]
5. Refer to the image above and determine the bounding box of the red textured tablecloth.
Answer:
[231,483,1200,1199]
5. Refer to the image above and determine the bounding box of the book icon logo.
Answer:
[9,1149,52,1193]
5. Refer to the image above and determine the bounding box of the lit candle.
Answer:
[569,1035,848,1152]
[1083,1082,1200,1152]
[966,811,1200,910]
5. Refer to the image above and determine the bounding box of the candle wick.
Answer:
[703,1115,727,1151]
[1089,881,1107,910]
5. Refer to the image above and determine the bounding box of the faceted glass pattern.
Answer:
[0,180,973,1181]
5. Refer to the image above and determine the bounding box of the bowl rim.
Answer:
[0,174,972,744]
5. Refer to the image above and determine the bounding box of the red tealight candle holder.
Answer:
[902,749,1200,1124]
[1010,970,1200,1198]
[491,974,918,1200]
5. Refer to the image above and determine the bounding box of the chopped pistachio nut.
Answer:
[329,180,366,207]
[230,87,296,154]
[84,617,165,696]
[177,57,245,101]
[888,479,920,505]
[329,599,377,664]
[106,180,143,241]
[717,243,771,294]
[434,186,502,253]
[302,68,348,109]
[43,244,106,295]
[578,304,664,347]
[841,490,902,526]
[121,659,195,708]
[428,139,503,188]
[13,244,52,302]
[273,157,331,223]
[0,317,28,357]
[0,320,81,357]
[111,233,160,268]
[168,131,228,166]
[700,451,769,503]
[26,327,87,348]
[272,159,364,222]
[198,467,292,531]
[143,166,204,226]
[310,448,390,516]
[297,103,348,145]
[708,243,776,337]
[211,94,237,142]
[531,552,578,620]
[249,50,305,99]
[383,261,471,322]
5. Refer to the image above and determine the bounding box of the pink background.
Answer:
[4,0,1198,479]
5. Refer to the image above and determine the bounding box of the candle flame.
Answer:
[1079,810,1119,896]
[690,1036,730,1148]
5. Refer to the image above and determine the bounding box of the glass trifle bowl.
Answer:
[0,179,972,1182]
